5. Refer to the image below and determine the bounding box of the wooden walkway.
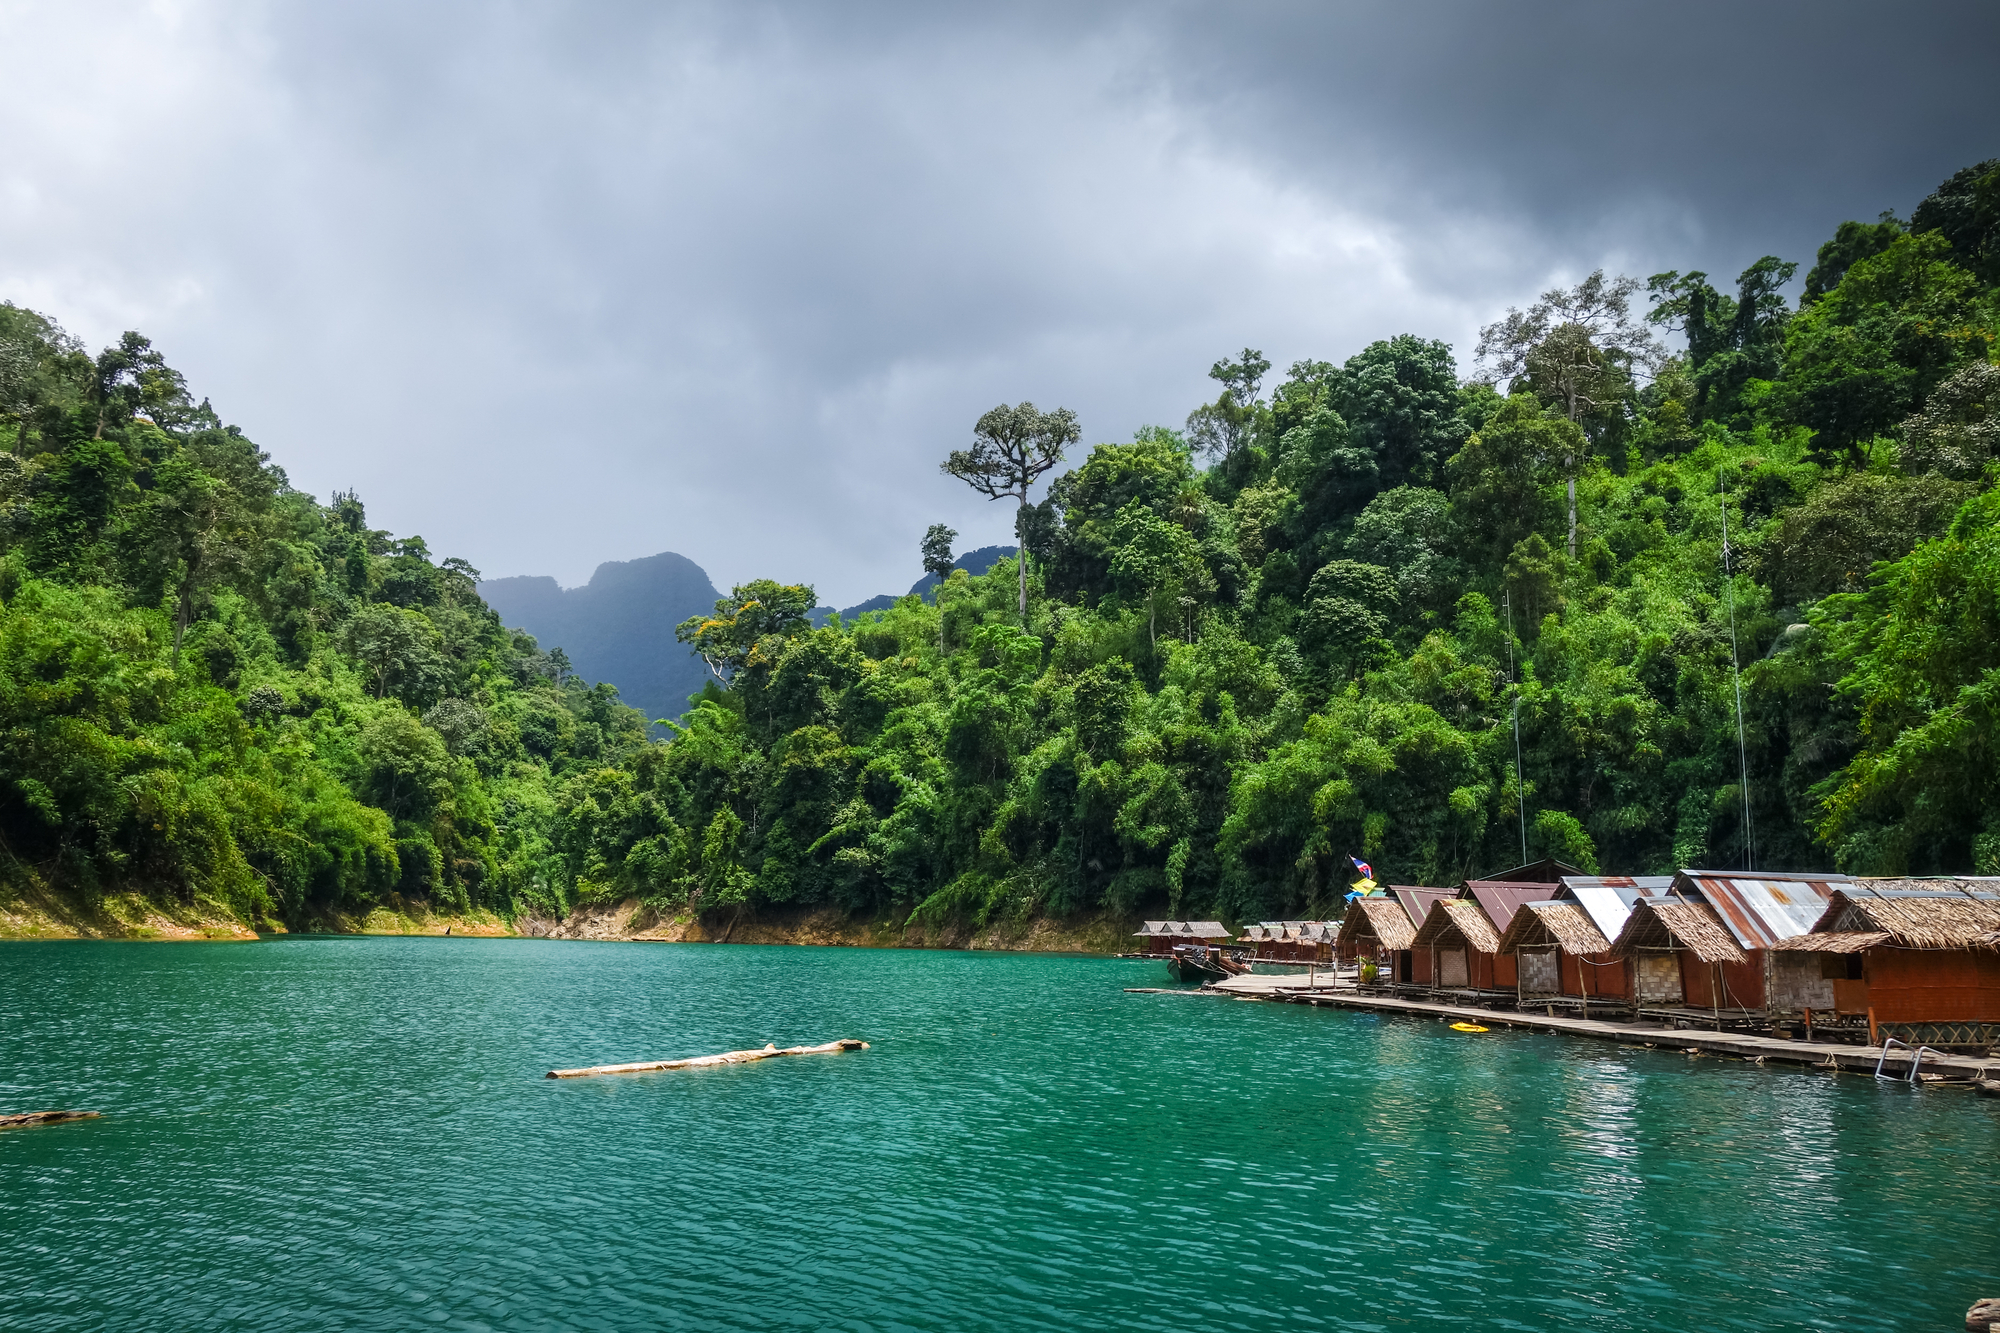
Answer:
[1152,976,2000,1081]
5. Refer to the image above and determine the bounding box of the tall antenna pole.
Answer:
[1505,589,1527,865]
[1719,466,1754,871]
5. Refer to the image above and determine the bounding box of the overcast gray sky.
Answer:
[2,1,1994,604]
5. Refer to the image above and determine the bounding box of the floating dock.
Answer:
[1131,977,2000,1082]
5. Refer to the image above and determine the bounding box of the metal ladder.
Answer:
[1873,1036,1943,1083]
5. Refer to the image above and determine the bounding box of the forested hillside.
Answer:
[3,159,1996,932]
[0,319,655,926]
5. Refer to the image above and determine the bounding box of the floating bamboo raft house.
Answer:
[1496,901,1616,1014]
[1771,879,2000,1048]
[1240,921,1336,964]
[1495,875,1674,1017]
[1382,886,1455,987]
[1611,895,1750,1021]
[1337,897,1420,966]
[1130,921,1234,957]
[1411,897,1516,1001]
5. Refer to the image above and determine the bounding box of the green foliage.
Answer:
[10,155,2000,933]
[1816,488,2000,873]
[0,324,652,925]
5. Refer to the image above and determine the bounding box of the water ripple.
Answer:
[1,939,1996,1330]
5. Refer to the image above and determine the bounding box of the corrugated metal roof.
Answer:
[1386,886,1453,929]
[1848,877,2000,904]
[1461,880,1559,934]
[1675,871,1848,950]
[1558,875,1672,941]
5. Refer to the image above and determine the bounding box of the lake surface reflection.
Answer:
[1,937,1994,1330]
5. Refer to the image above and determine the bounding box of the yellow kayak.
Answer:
[1449,1022,1489,1033]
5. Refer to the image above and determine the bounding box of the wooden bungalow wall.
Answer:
[1678,952,1766,1010]
[1865,948,2000,1024]
[1562,952,1630,1000]
[1440,944,1512,984]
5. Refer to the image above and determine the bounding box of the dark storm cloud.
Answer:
[0,2,1992,604]
[1144,0,2000,269]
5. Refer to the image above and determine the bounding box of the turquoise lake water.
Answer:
[1,938,1995,1331]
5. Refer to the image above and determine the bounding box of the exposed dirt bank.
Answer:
[0,882,1140,954]
[0,884,510,941]
[520,899,1140,954]
[0,880,260,941]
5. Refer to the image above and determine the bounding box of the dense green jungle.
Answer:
[2,159,1997,934]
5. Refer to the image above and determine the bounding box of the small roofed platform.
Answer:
[1128,920,1235,956]
[1411,898,1518,1007]
[1497,900,1628,1018]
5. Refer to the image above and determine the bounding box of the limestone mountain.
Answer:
[480,552,721,725]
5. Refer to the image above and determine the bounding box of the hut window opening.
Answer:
[1819,955,1864,981]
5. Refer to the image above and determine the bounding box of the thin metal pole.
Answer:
[1719,467,1755,871]
[1506,590,1527,864]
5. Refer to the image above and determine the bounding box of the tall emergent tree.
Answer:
[1185,347,1271,460]
[921,523,955,650]
[942,402,1080,618]
[1476,270,1661,558]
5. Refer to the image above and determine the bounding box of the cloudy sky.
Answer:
[2,1,1995,605]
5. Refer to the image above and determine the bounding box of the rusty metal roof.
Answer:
[1673,871,1849,950]
[1386,886,1453,930]
[1558,875,1672,942]
[1461,880,1559,934]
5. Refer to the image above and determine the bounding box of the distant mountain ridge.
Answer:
[814,545,1016,623]
[480,552,720,725]
[482,545,1017,723]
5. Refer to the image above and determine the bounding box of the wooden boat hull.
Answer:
[1167,952,1226,983]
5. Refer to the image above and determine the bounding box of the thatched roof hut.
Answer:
[1410,896,1517,994]
[1767,880,2000,1041]
[1338,898,1419,953]
[1775,883,2000,951]
[1612,899,1748,964]
[1498,901,1622,1008]
[1415,898,1503,955]
[1497,901,1611,955]
[1131,920,1235,949]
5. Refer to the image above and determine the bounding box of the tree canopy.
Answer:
[4,155,1999,936]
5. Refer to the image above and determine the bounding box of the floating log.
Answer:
[546,1038,868,1079]
[0,1110,102,1131]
